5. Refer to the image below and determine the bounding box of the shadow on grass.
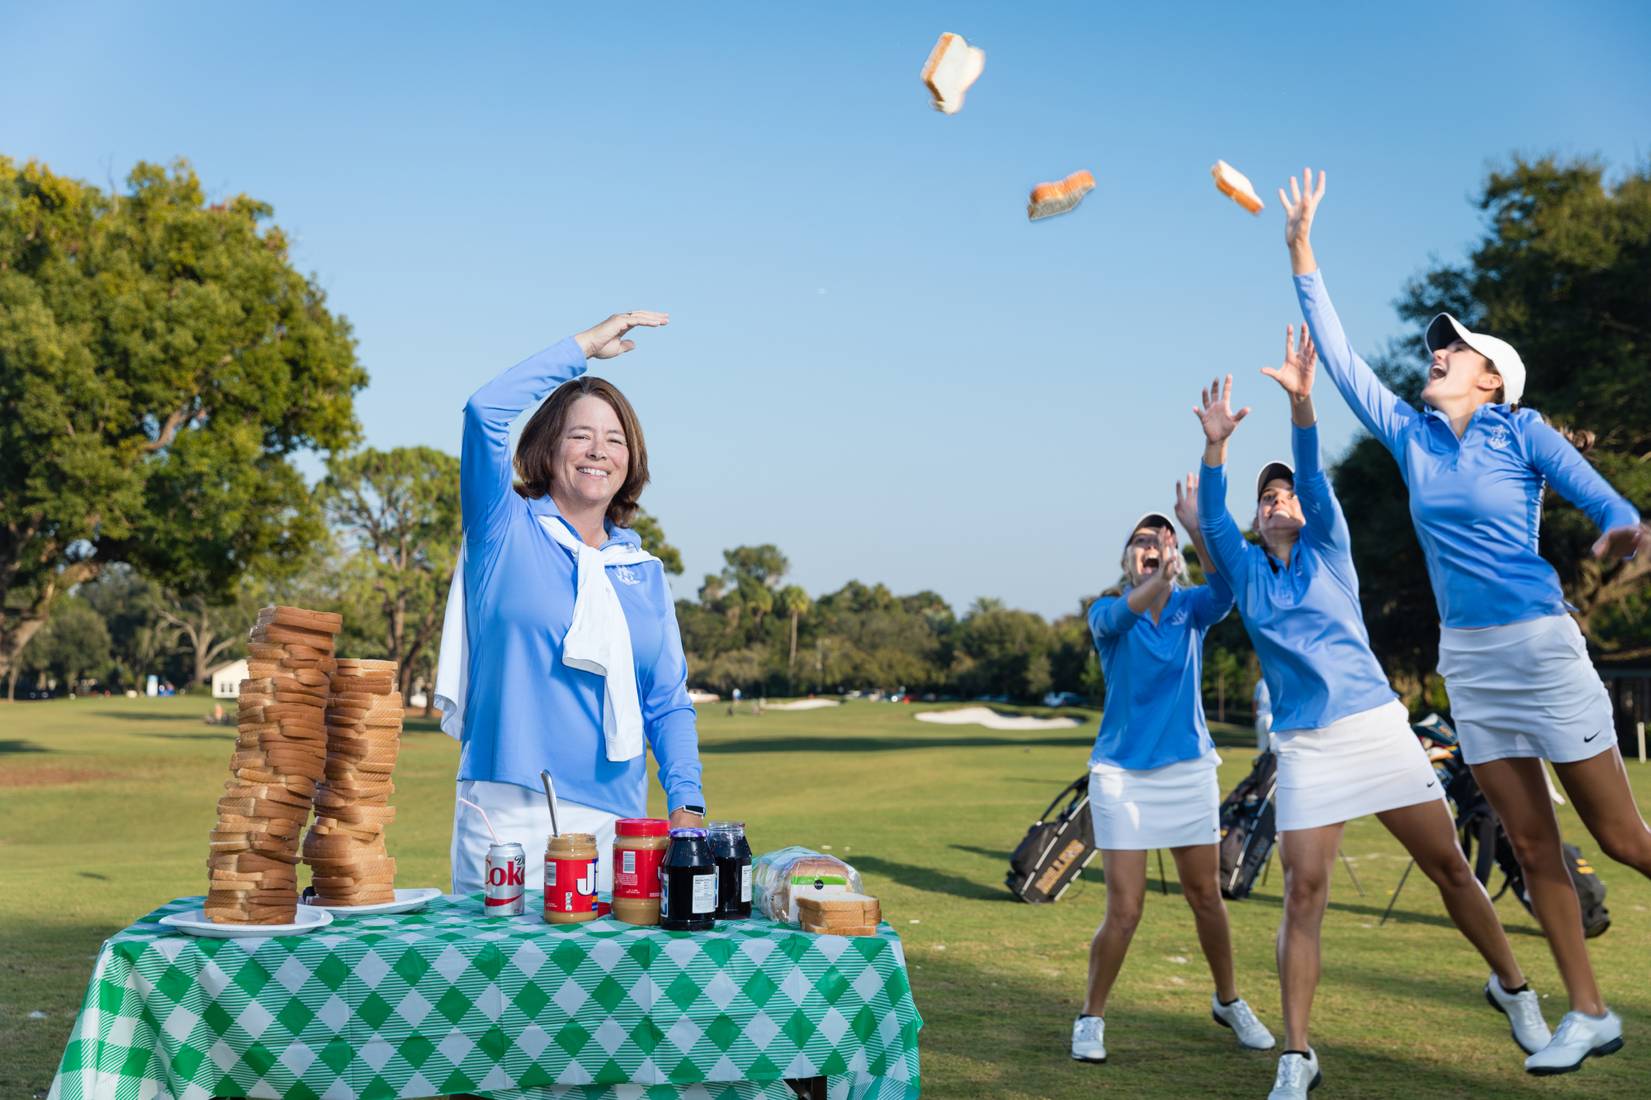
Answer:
[700,734,1093,755]
[90,710,199,723]
[905,944,1581,1098]
[852,855,1015,903]
[0,739,47,754]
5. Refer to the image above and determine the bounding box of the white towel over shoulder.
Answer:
[433,517,659,762]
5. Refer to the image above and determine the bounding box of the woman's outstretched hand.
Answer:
[1261,324,1318,400]
[574,311,670,360]
[1280,168,1325,275]
[1173,469,1201,532]
[1194,374,1251,445]
[1592,522,1649,563]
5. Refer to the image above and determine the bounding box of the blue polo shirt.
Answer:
[1199,423,1398,733]
[1296,269,1640,629]
[1087,574,1233,770]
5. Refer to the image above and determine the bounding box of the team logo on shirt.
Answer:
[1486,426,1511,449]
[612,564,643,586]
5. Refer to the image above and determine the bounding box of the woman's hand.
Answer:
[1194,374,1251,445]
[574,310,670,360]
[1173,470,1201,532]
[668,806,704,830]
[1261,324,1318,400]
[1280,168,1325,275]
[1592,522,1649,563]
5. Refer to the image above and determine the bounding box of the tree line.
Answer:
[4,155,1645,714]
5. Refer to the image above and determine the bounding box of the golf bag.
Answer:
[1007,774,1099,903]
[1414,714,1611,938]
[1218,750,1279,900]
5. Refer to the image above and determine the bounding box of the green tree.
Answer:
[776,584,812,692]
[17,595,111,695]
[631,509,683,575]
[323,447,460,699]
[952,598,1055,701]
[79,564,173,692]
[0,157,364,691]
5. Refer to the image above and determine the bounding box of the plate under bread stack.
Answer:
[205,606,341,924]
[302,658,402,906]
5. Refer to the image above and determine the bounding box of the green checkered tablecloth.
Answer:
[49,892,922,1100]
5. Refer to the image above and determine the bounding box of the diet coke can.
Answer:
[484,842,526,916]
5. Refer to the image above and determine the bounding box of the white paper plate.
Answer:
[305,887,443,916]
[159,905,333,939]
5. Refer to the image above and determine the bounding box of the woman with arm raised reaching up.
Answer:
[1195,333,1547,1099]
[1284,168,1650,1077]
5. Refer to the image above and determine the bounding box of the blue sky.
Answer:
[6,1,1649,616]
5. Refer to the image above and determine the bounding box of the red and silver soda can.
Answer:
[484,842,526,916]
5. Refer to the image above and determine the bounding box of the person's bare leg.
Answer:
[1170,843,1237,1003]
[1375,798,1524,987]
[1472,757,1603,1015]
[1276,824,1342,1052]
[1555,747,1651,879]
[1084,850,1149,1017]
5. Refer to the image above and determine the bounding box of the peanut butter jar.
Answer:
[611,818,669,925]
[544,832,599,924]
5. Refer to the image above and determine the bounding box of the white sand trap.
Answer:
[765,699,841,711]
[915,706,1080,731]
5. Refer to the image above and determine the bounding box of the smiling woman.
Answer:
[433,311,708,902]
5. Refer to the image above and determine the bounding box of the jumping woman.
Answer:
[1284,167,1651,1075]
[1073,493,1276,1065]
[1195,336,1549,1099]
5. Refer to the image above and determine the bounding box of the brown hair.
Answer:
[513,376,650,527]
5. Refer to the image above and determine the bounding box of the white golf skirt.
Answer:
[1275,700,1444,831]
[1088,750,1221,850]
[1439,613,1617,766]
[450,779,622,896]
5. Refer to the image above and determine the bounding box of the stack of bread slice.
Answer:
[797,893,883,937]
[205,606,341,924]
[302,658,402,906]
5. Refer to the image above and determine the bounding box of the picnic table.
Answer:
[48,892,922,1100]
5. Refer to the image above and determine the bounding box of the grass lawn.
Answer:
[4,696,1650,1098]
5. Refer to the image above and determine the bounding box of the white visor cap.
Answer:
[1425,313,1526,406]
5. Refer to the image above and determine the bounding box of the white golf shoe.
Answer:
[1070,1014,1106,1063]
[1524,1008,1623,1075]
[1267,1048,1321,1098]
[1212,995,1277,1050]
[1483,974,1551,1054]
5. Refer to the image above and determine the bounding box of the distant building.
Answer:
[211,659,250,698]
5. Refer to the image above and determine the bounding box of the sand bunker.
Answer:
[915,706,1080,731]
[765,699,841,711]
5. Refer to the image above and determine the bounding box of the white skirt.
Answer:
[1088,750,1221,850]
[1275,700,1444,831]
[450,779,622,895]
[1439,614,1617,766]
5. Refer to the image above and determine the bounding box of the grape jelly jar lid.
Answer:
[669,827,708,838]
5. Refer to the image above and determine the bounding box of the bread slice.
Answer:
[797,892,882,928]
[1211,160,1264,214]
[1027,170,1096,221]
[802,922,880,937]
[921,32,985,115]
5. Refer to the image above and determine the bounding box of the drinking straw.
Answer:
[458,798,500,845]
[540,770,560,837]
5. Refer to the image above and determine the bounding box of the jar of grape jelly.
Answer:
[707,821,752,920]
[659,827,717,932]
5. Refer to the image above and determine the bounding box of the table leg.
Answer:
[785,1076,827,1099]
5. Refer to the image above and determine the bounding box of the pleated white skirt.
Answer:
[1439,614,1616,766]
[1275,700,1443,831]
[1088,750,1221,850]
